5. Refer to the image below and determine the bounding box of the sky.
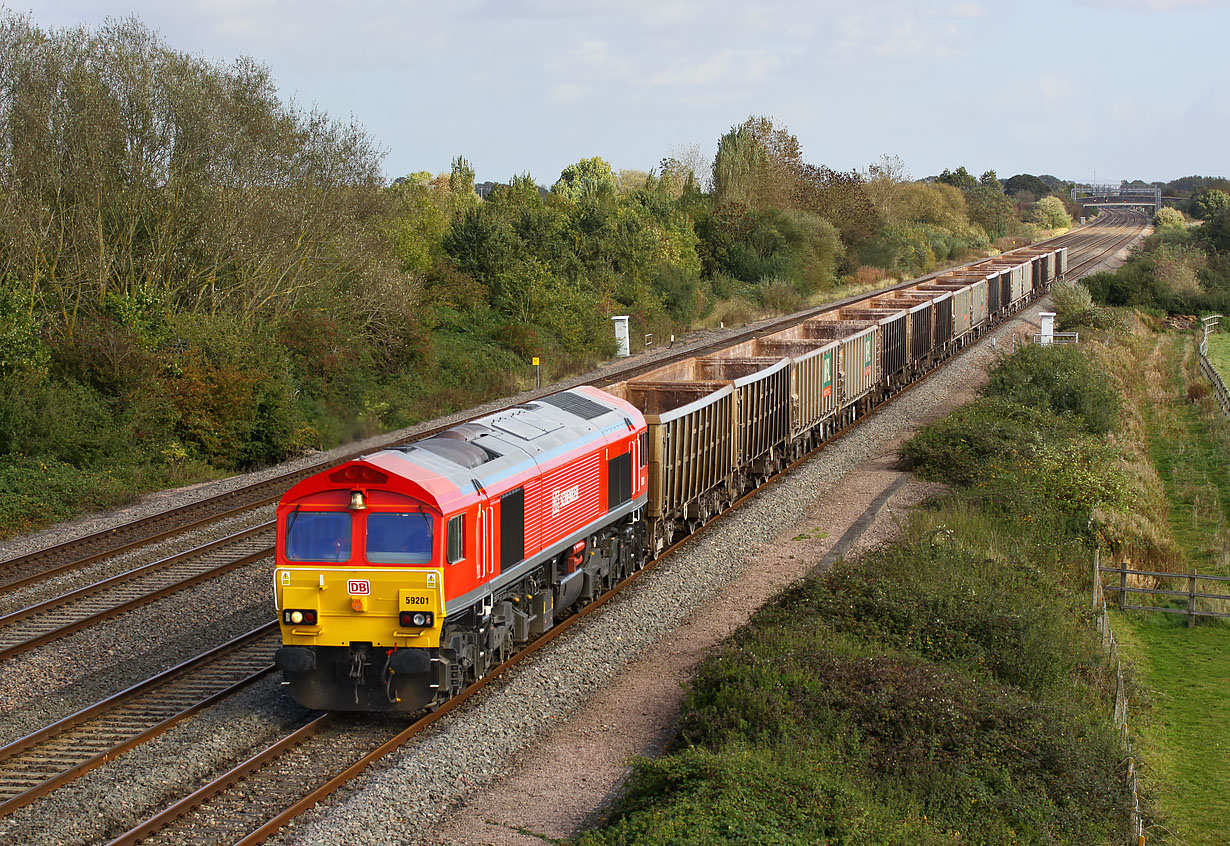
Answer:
[12,0,1230,187]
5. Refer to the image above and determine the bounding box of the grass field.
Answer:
[1114,331,1230,844]
[1205,331,1230,386]
[1115,613,1230,844]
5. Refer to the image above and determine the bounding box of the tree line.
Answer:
[0,12,1080,535]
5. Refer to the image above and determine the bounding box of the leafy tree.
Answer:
[1200,209,1230,254]
[450,156,477,196]
[862,154,910,224]
[712,117,803,210]
[937,166,978,191]
[964,183,1013,239]
[1029,196,1073,229]
[552,156,617,203]
[795,164,878,248]
[1193,189,1230,221]
[1004,174,1051,197]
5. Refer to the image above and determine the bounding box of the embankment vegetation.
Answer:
[0,13,1078,537]
[578,345,1154,845]
[1081,203,1230,318]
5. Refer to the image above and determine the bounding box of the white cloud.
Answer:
[835,3,993,60]
[639,49,783,88]
[1076,0,1230,9]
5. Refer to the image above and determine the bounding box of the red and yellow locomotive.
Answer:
[274,387,648,712]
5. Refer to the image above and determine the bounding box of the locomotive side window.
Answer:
[608,452,632,508]
[365,512,433,564]
[284,511,352,562]
[446,514,466,563]
[639,432,647,467]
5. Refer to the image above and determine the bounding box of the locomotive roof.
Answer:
[355,386,642,508]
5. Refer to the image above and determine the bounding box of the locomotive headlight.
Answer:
[282,609,318,626]
[412,612,428,627]
[290,611,304,624]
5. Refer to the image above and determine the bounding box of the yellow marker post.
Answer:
[532,356,540,388]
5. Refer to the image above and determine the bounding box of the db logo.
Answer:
[347,579,370,596]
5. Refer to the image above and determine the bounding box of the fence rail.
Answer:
[1198,315,1230,419]
[1031,331,1080,345]
[1099,564,1230,627]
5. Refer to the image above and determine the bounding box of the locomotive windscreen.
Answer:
[366,512,434,564]
[285,511,352,561]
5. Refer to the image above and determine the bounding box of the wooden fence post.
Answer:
[1188,569,1198,628]
[1119,565,1127,611]
[1093,548,1100,609]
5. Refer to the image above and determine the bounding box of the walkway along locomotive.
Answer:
[273,244,1068,712]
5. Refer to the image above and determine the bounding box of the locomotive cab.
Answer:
[274,462,452,711]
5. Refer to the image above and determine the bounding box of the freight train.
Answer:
[274,243,1069,712]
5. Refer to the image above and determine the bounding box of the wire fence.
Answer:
[1092,548,1147,846]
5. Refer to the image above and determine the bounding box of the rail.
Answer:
[1098,563,1230,627]
[1198,315,1230,418]
[1091,550,1147,846]
[1031,331,1080,345]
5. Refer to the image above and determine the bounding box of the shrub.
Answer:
[1154,206,1186,229]
[1051,279,1117,331]
[900,396,1065,485]
[985,344,1119,433]
[1028,195,1073,229]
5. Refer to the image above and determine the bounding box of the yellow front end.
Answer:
[275,566,445,649]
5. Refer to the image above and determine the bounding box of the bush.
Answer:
[900,397,1065,485]
[985,344,1119,433]
[1051,279,1117,331]
[1154,206,1186,229]
[1028,195,1073,229]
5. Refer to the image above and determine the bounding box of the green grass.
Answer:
[1114,613,1230,845]
[1206,332,1230,385]
[1146,337,1230,573]
[1114,331,1230,844]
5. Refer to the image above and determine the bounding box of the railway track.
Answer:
[56,211,1144,846]
[0,523,274,663]
[0,625,279,816]
[0,213,1137,607]
[0,213,1144,844]
[0,214,1140,668]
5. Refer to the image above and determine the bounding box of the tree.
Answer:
[966,183,1016,239]
[937,167,978,191]
[450,156,476,196]
[712,116,802,210]
[1029,196,1073,230]
[1004,174,1050,197]
[862,154,910,224]
[795,164,879,248]
[1199,208,1230,254]
[551,157,617,203]
[1193,189,1230,221]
